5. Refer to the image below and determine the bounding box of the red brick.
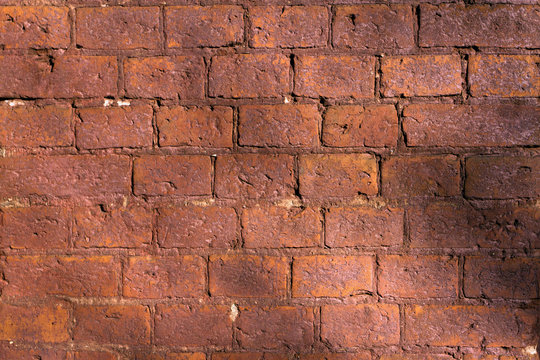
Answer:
[380,355,454,360]
[0,105,72,147]
[409,202,540,249]
[155,304,232,347]
[1,255,119,297]
[469,55,540,97]
[77,105,153,149]
[464,257,539,299]
[0,6,70,48]
[250,6,328,48]
[73,205,152,248]
[325,207,403,248]
[419,4,540,48]
[300,354,372,360]
[238,104,320,148]
[294,56,375,99]
[0,55,117,98]
[124,255,206,298]
[292,255,373,297]
[0,155,131,199]
[210,254,288,297]
[465,156,539,199]
[0,346,66,360]
[166,5,244,48]
[379,255,458,298]
[299,154,378,198]
[405,305,537,347]
[215,154,295,199]
[403,104,540,147]
[74,305,151,345]
[133,155,212,196]
[73,351,117,360]
[321,304,400,347]
[132,353,206,360]
[333,5,414,50]
[236,306,315,351]
[209,54,290,98]
[124,56,205,99]
[242,206,322,248]
[158,206,237,248]
[382,156,460,198]
[322,105,398,147]
[77,7,160,49]
[212,354,289,360]
[0,302,70,343]
[381,55,462,97]
[157,106,233,147]
[0,206,69,249]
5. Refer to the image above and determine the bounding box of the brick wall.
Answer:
[0,1,538,360]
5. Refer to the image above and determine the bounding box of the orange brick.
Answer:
[300,354,372,360]
[0,346,67,360]
[299,154,378,198]
[212,354,288,360]
[322,105,398,147]
[242,206,322,248]
[380,355,454,360]
[378,255,458,298]
[292,255,373,297]
[157,106,233,147]
[381,55,462,97]
[209,254,288,297]
[73,351,117,360]
[123,255,206,298]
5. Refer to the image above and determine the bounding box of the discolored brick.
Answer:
[403,104,540,147]
[124,255,206,298]
[74,305,151,345]
[0,206,70,249]
[250,6,328,48]
[166,5,244,48]
[333,5,414,50]
[378,255,458,298]
[325,207,403,248]
[465,156,539,199]
[322,105,398,147]
[292,255,373,297]
[212,354,288,360]
[155,304,232,347]
[209,254,288,297]
[0,347,67,360]
[77,7,160,49]
[299,154,378,198]
[381,55,462,97]
[382,156,460,198]
[77,105,153,149]
[215,154,295,199]
[242,206,322,248]
[469,55,540,97]
[294,56,375,99]
[236,306,315,351]
[321,304,400,347]
[209,54,290,98]
[72,351,117,360]
[124,56,205,99]
[133,155,212,196]
[1,255,119,297]
[157,106,233,147]
[238,104,320,148]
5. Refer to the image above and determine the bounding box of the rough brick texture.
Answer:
[0,2,537,359]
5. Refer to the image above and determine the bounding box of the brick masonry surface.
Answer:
[0,1,538,360]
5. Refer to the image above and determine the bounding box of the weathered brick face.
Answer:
[0,2,537,360]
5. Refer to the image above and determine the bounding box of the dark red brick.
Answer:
[299,154,378,198]
[133,155,212,196]
[403,104,540,147]
[215,154,295,199]
[325,207,403,248]
[209,54,290,98]
[77,6,160,49]
[465,156,539,199]
[322,105,398,147]
[250,6,328,48]
[333,5,414,50]
[294,56,375,99]
[72,351,117,360]
[0,346,66,360]
[238,104,320,148]
[166,5,244,48]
